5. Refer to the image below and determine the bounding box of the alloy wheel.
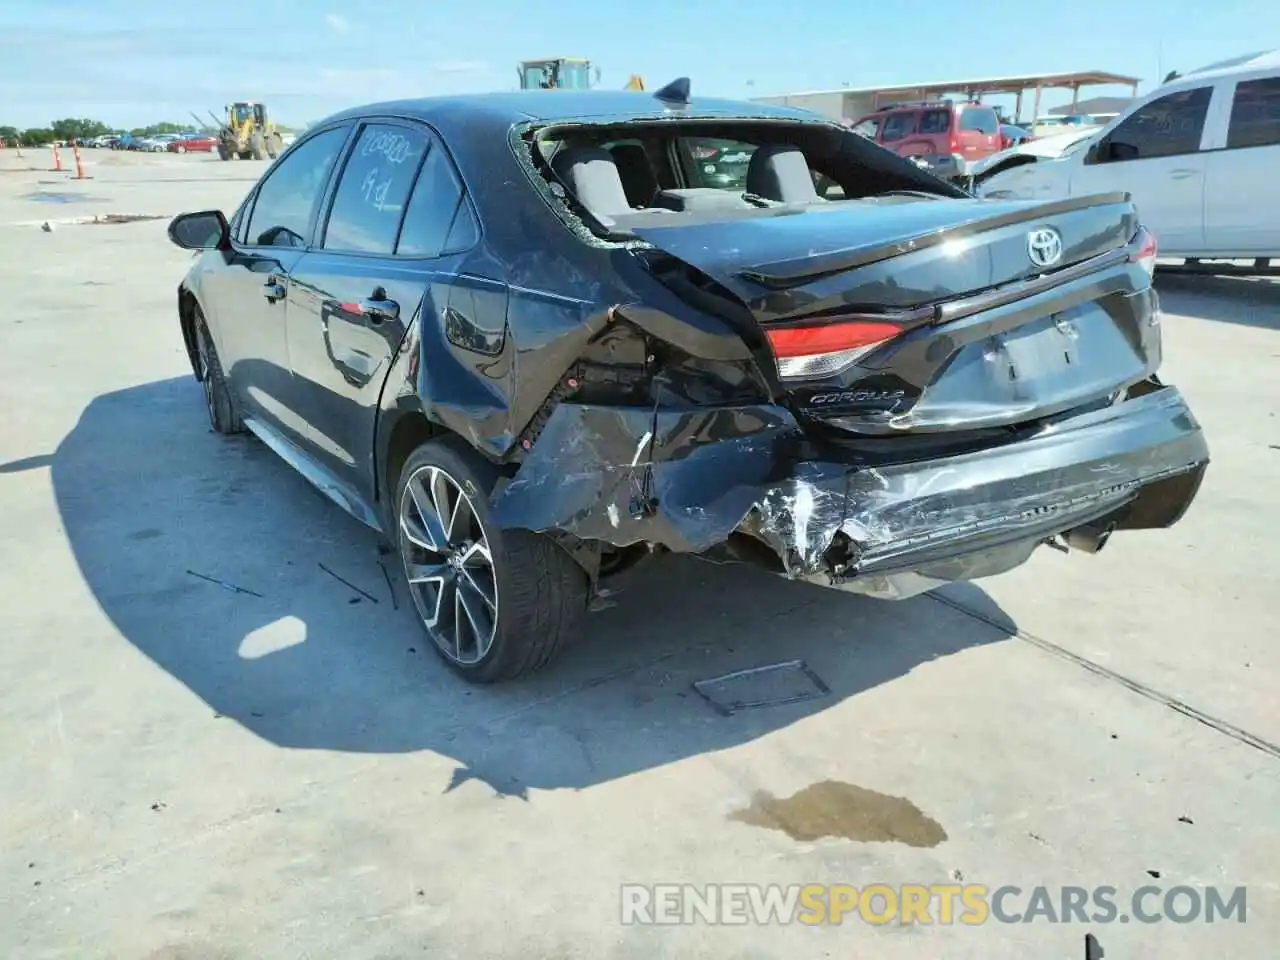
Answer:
[399,464,498,665]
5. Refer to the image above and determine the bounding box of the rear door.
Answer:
[916,107,952,155]
[1203,73,1280,254]
[1068,85,1214,253]
[285,120,483,503]
[199,125,350,446]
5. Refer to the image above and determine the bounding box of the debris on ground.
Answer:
[378,558,398,609]
[318,562,380,603]
[186,569,264,598]
[693,660,830,715]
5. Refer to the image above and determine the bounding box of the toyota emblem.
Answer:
[1027,227,1064,268]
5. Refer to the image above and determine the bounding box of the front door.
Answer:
[205,125,351,446]
[286,120,482,508]
[1069,85,1214,254]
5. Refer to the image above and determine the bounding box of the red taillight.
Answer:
[1129,226,1157,279]
[765,320,902,379]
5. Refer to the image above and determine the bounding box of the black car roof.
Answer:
[317,89,825,133]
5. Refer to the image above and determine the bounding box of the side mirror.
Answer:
[1085,140,1108,164]
[168,210,228,250]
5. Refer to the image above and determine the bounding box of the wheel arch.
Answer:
[177,284,202,379]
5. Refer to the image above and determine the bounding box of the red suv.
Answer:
[851,100,1002,180]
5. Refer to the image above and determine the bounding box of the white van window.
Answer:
[1227,77,1280,149]
[1102,86,1212,161]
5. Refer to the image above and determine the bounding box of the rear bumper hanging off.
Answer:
[488,386,1209,598]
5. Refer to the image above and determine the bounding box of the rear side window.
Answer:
[1103,86,1212,160]
[323,124,429,255]
[245,127,347,247]
[1227,77,1280,149]
[960,106,999,135]
[396,140,476,258]
[919,110,951,134]
[880,111,918,142]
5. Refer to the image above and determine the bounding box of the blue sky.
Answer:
[0,0,1276,129]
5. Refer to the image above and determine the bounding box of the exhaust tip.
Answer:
[1062,521,1116,555]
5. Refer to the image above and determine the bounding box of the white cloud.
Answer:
[435,60,487,74]
[325,13,350,32]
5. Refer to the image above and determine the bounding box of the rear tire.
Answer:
[217,143,230,161]
[394,439,588,683]
[193,307,244,435]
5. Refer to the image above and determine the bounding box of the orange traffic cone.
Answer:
[52,144,63,172]
[71,142,90,179]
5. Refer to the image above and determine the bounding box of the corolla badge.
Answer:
[1027,227,1064,268]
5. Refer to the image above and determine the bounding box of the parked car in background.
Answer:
[978,51,1280,262]
[999,124,1033,149]
[969,127,1102,186]
[166,87,1208,682]
[143,133,187,152]
[169,133,219,154]
[851,99,1002,179]
[1032,114,1098,138]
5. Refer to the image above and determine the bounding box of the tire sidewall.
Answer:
[193,308,239,434]
[394,439,531,683]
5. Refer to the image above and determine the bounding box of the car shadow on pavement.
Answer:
[53,376,1017,796]
[1155,273,1280,330]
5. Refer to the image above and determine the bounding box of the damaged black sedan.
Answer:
[168,82,1209,683]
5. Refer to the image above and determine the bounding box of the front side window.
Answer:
[323,123,428,255]
[244,127,347,247]
[1227,77,1280,150]
[1100,87,1212,161]
[852,117,880,139]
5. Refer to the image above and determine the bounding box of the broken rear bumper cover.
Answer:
[488,386,1208,599]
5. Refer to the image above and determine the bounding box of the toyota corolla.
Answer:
[167,81,1209,683]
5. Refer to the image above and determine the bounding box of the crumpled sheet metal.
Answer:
[488,404,798,554]
[488,387,1208,582]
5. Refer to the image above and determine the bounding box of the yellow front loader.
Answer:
[518,58,644,92]
[214,102,285,161]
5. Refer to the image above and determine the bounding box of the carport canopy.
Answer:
[862,70,1141,122]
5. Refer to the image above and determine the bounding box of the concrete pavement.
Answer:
[1,149,1277,959]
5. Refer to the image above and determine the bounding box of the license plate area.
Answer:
[996,308,1084,385]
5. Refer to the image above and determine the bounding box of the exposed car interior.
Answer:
[531,120,964,235]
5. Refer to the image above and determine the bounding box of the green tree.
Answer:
[139,121,188,136]
[20,128,55,146]
[50,117,113,142]
[0,125,20,145]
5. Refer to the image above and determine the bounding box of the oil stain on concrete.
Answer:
[730,780,947,848]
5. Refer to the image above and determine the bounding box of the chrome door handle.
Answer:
[263,278,287,302]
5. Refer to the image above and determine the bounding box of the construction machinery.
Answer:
[210,102,285,161]
[518,58,644,91]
